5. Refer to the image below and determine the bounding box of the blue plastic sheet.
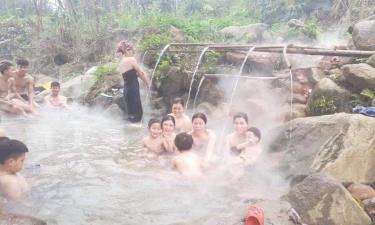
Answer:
[352,105,375,117]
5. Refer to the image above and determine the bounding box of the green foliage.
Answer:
[155,57,171,82]
[350,88,375,107]
[202,51,222,74]
[302,18,321,39]
[271,18,321,40]
[94,62,118,81]
[310,96,337,116]
[139,33,172,52]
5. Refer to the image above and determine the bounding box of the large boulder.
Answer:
[269,113,375,183]
[306,78,351,115]
[219,23,272,43]
[62,73,96,102]
[158,66,189,96]
[287,173,372,225]
[367,54,375,67]
[85,74,123,105]
[352,20,375,50]
[342,63,375,89]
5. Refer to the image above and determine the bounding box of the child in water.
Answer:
[143,118,164,154]
[173,132,203,177]
[0,138,30,200]
[170,98,192,133]
[235,127,262,165]
[161,115,177,153]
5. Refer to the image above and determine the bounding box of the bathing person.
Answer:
[190,112,216,162]
[225,112,250,156]
[13,59,38,109]
[173,132,203,177]
[237,127,263,165]
[44,81,68,108]
[0,138,29,200]
[161,115,177,153]
[0,60,30,115]
[169,98,192,133]
[117,40,149,123]
[143,118,164,154]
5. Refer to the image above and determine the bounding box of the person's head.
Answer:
[0,138,28,174]
[0,60,15,77]
[174,132,193,152]
[192,112,207,132]
[16,59,29,77]
[148,118,162,138]
[233,112,249,135]
[50,81,61,96]
[117,40,134,57]
[161,115,175,134]
[247,127,261,144]
[171,98,185,117]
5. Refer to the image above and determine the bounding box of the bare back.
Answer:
[174,152,203,177]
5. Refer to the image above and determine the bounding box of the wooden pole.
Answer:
[167,43,375,57]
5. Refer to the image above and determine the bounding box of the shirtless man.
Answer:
[0,60,30,115]
[44,81,68,108]
[0,137,30,200]
[173,132,203,177]
[13,59,38,109]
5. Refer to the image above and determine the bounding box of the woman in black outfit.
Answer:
[117,41,149,122]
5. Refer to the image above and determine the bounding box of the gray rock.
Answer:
[287,173,372,225]
[306,78,352,115]
[219,23,272,43]
[367,54,375,67]
[287,19,304,28]
[342,63,375,89]
[352,20,375,50]
[269,113,375,183]
[158,66,189,96]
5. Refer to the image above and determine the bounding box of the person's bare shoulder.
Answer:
[25,74,34,83]
[0,175,22,199]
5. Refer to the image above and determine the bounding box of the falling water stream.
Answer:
[185,46,210,109]
[149,44,171,91]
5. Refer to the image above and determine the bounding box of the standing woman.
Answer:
[117,41,149,123]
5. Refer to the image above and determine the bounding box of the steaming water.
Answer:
[0,106,286,225]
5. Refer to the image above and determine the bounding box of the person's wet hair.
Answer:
[161,115,175,127]
[0,139,28,164]
[192,112,207,124]
[233,112,248,124]
[248,127,261,141]
[51,81,60,88]
[0,60,13,74]
[117,40,133,54]
[174,132,193,151]
[172,98,185,107]
[148,118,161,129]
[16,59,29,67]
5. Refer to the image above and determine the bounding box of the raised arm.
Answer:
[26,76,35,106]
[131,58,149,87]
